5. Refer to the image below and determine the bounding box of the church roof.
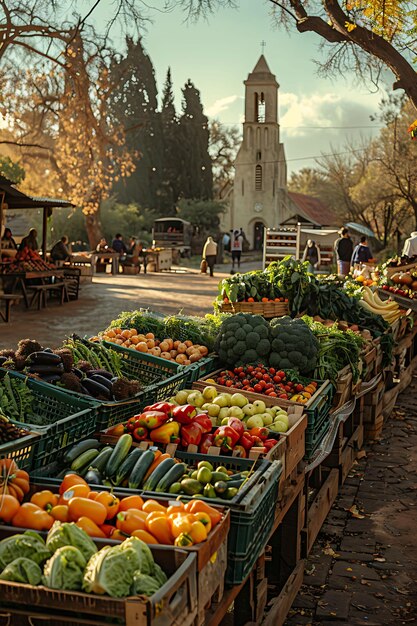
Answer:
[252,55,272,75]
[246,55,278,86]
[287,192,339,227]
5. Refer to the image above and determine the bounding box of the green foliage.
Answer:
[216,269,283,305]
[0,156,25,184]
[177,198,225,235]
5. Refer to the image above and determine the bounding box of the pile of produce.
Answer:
[1,248,55,273]
[0,413,31,444]
[381,269,417,300]
[208,366,318,404]
[359,286,403,324]
[216,269,285,304]
[57,435,257,500]
[0,338,142,402]
[105,310,228,352]
[0,524,168,597]
[98,329,209,365]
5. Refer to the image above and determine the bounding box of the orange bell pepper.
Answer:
[131,529,159,544]
[0,494,20,523]
[60,483,91,503]
[76,516,106,538]
[146,515,173,544]
[167,503,185,516]
[30,490,59,512]
[68,497,107,525]
[119,495,143,512]
[95,492,120,520]
[189,520,207,544]
[100,524,116,538]
[142,500,167,514]
[50,504,69,522]
[171,514,193,538]
[109,529,127,541]
[193,511,212,534]
[12,503,54,531]
[116,509,147,534]
[59,474,88,495]
[184,500,222,527]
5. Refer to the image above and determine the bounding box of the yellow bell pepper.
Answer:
[189,520,208,544]
[150,421,180,444]
[174,532,194,547]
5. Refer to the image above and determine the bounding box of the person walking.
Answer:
[302,240,321,273]
[231,229,243,270]
[351,236,373,266]
[202,236,218,277]
[334,228,354,277]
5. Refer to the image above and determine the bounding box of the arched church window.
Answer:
[254,92,266,123]
[255,165,262,191]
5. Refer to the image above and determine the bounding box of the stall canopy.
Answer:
[345,222,374,239]
[0,176,74,257]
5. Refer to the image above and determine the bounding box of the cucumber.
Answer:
[105,434,133,479]
[226,479,245,489]
[155,463,187,493]
[114,448,144,486]
[64,439,100,465]
[143,458,176,491]
[128,450,155,489]
[89,446,113,474]
[71,448,100,472]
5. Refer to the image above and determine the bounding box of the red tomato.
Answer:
[269,368,276,375]
[273,375,282,383]
[269,392,278,397]
[278,371,285,379]
[226,380,233,387]
[279,393,288,399]
[255,372,263,380]
[254,384,262,393]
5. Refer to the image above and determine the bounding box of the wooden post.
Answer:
[42,206,48,258]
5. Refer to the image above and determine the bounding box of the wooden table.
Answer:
[90,252,120,275]
[0,269,65,308]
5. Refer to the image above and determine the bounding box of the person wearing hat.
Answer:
[334,228,354,277]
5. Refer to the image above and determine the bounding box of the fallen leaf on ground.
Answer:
[348,505,365,519]
[323,545,339,557]
[374,557,386,562]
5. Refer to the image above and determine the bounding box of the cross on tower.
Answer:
[261,40,266,53]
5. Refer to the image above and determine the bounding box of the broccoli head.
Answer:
[215,313,271,367]
[269,317,318,375]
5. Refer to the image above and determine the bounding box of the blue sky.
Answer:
[94,0,388,174]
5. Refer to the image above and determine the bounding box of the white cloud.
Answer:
[206,95,241,117]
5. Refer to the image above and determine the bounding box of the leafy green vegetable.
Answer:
[0,557,42,585]
[153,563,168,587]
[46,522,97,561]
[131,572,162,596]
[269,317,318,375]
[0,532,50,570]
[43,546,86,591]
[120,537,154,576]
[83,545,139,597]
[216,269,283,304]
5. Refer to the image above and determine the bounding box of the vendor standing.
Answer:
[402,231,417,258]
[19,228,38,252]
[334,228,353,277]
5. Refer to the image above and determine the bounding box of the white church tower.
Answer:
[230,55,288,249]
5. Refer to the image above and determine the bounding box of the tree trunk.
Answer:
[85,212,104,250]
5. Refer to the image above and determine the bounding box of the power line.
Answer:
[210,122,383,130]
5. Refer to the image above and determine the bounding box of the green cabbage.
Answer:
[120,537,155,576]
[131,572,161,597]
[43,546,86,591]
[0,532,50,570]
[83,545,139,597]
[0,557,42,585]
[46,522,97,561]
[153,563,168,587]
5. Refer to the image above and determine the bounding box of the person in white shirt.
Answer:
[402,231,417,258]
[231,230,243,269]
[202,236,218,277]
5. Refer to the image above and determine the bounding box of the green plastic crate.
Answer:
[0,372,97,470]
[0,433,39,471]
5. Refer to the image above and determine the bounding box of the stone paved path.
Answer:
[285,376,417,626]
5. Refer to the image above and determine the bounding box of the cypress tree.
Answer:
[159,68,181,213]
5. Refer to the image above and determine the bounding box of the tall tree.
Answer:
[179,79,213,200]
[159,68,182,213]
[209,119,241,196]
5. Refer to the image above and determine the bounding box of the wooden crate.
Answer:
[364,413,384,441]
[217,300,289,318]
[302,466,339,557]
[332,366,353,410]
[324,410,363,485]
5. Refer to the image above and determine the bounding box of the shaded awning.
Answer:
[345,222,374,238]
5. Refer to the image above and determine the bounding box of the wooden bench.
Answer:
[0,294,23,322]
[27,282,69,310]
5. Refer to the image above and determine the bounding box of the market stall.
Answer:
[0,258,415,625]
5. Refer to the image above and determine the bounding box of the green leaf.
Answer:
[291,272,300,283]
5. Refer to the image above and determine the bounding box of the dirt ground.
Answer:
[0,261,261,348]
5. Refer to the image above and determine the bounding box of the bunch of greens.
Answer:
[302,316,364,383]
[0,557,42,585]
[0,373,34,423]
[266,257,317,314]
[43,546,87,591]
[216,269,283,304]
[65,337,123,378]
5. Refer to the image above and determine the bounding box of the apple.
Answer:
[253,399,266,414]
[261,413,273,426]
[202,386,218,402]
[243,403,256,417]
[187,391,205,408]
[231,393,248,408]
[213,395,229,408]
[228,406,244,419]
[246,414,265,429]
[270,419,288,433]
[175,390,189,405]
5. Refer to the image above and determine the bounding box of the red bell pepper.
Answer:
[194,414,212,434]
[126,416,141,432]
[132,426,148,442]
[172,404,197,425]
[251,435,264,447]
[263,439,277,451]
[137,411,168,430]
[248,427,269,441]
[181,422,204,447]
[239,431,255,451]
[199,433,215,454]
[213,426,240,452]
[227,417,244,439]
[143,402,175,416]
[233,445,247,458]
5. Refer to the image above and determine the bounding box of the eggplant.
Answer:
[84,469,103,485]
[72,368,84,379]
[87,369,113,380]
[82,377,111,399]
[89,374,113,391]
[43,348,54,354]
[42,374,62,384]
[27,352,62,366]
[27,363,65,375]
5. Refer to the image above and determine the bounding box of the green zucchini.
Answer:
[105,434,133,479]
[71,448,100,472]
[114,448,145,486]
[128,450,155,489]
[64,439,100,465]
[143,458,176,492]
[89,447,113,474]
[155,463,187,493]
